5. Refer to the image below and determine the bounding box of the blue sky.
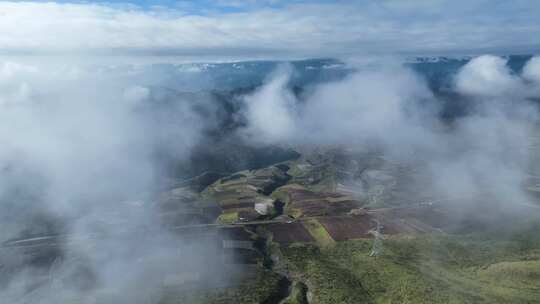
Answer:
[26,0,340,12]
[0,0,539,60]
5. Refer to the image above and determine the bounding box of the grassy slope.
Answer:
[159,269,283,304]
[303,219,336,248]
[276,154,540,303]
[280,228,540,304]
[159,220,540,304]
[174,154,540,303]
[282,281,309,304]
[217,211,238,224]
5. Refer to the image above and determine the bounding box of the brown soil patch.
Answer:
[288,189,343,201]
[291,200,361,217]
[318,216,376,241]
[267,222,315,245]
[370,206,449,233]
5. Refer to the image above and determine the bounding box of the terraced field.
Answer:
[202,165,291,223]
[183,149,540,303]
[9,149,540,304]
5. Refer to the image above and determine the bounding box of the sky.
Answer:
[0,0,539,60]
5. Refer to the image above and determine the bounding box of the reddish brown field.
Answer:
[370,206,449,233]
[291,200,360,217]
[267,222,314,245]
[318,216,376,241]
[288,189,344,201]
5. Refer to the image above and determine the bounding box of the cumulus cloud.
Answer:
[523,56,540,83]
[298,65,436,151]
[242,65,297,144]
[455,55,522,96]
[241,55,540,209]
[455,54,540,99]
[241,62,438,153]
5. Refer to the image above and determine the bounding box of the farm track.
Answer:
[0,204,434,249]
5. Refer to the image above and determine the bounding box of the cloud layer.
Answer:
[241,55,540,208]
[0,60,221,303]
[1,1,540,59]
[1,48,540,301]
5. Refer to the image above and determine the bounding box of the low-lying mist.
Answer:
[1,54,540,303]
[0,61,230,303]
[241,55,540,212]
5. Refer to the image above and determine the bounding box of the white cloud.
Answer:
[0,59,222,302]
[123,85,150,106]
[241,62,438,152]
[0,1,539,60]
[298,66,435,149]
[241,55,540,209]
[454,54,540,98]
[523,56,540,83]
[455,55,522,96]
[242,65,297,143]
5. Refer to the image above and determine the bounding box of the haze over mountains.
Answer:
[1,1,540,303]
[1,53,540,303]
